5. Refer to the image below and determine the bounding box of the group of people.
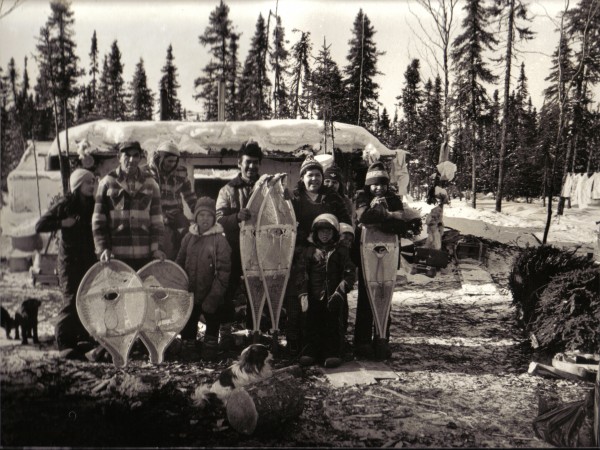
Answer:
[36,139,419,367]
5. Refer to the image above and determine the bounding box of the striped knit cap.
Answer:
[300,154,324,177]
[364,161,389,186]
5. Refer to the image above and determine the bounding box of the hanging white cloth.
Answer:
[561,173,574,197]
[591,172,600,200]
[437,160,457,182]
[390,149,410,195]
[572,173,584,206]
[577,173,592,209]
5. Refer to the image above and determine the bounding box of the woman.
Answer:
[36,168,98,359]
[284,155,352,355]
[323,164,355,226]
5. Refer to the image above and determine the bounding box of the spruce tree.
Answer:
[89,30,99,111]
[96,55,110,118]
[159,44,182,121]
[342,9,384,129]
[270,15,291,118]
[399,59,423,156]
[195,0,236,120]
[238,14,271,120]
[35,1,82,193]
[289,29,312,119]
[451,0,498,208]
[310,39,344,121]
[226,32,241,120]
[420,76,444,168]
[105,40,127,120]
[130,58,154,121]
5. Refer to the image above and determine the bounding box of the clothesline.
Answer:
[560,172,600,209]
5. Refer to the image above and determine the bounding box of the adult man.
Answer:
[148,141,197,260]
[92,141,165,271]
[215,140,263,348]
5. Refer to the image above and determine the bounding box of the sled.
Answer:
[240,180,269,342]
[76,260,147,368]
[137,260,193,364]
[360,226,399,339]
[256,178,296,351]
[411,247,450,278]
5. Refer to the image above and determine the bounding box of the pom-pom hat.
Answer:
[364,161,389,186]
[300,154,324,177]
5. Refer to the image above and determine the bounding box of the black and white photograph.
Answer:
[0,0,599,447]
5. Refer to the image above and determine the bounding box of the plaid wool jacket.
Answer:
[148,163,196,223]
[92,166,164,260]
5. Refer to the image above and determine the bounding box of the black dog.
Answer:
[14,299,41,345]
[1,306,15,339]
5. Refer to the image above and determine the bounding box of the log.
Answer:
[226,365,304,435]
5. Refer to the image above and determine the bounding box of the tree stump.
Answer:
[226,365,304,435]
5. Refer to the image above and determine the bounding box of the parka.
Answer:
[35,193,97,298]
[175,222,232,314]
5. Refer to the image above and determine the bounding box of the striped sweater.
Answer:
[148,162,197,223]
[92,166,164,260]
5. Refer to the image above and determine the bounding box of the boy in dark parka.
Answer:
[298,213,356,368]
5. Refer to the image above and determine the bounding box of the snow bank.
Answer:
[409,197,598,249]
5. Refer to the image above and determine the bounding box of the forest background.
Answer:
[1,0,599,218]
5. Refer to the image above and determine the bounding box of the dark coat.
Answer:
[299,239,356,302]
[291,185,351,248]
[35,193,97,299]
[175,223,232,314]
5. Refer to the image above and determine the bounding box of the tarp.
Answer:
[47,119,396,158]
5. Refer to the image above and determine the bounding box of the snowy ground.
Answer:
[411,195,599,252]
[2,194,597,447]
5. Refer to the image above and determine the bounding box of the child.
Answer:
[176,197,232,361]
[339,222,355,250]
[338,222,355,334]
[353,162,421,360]
[298,214,356,368]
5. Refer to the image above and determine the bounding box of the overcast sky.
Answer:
[0,0,580,119]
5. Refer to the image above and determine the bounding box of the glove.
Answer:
[299,294,308,312]
[153,249,166,261]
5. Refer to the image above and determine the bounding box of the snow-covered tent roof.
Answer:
[48,119,395,159]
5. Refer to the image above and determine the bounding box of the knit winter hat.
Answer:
[300,154,324,177]
[194,196,216,219]
[339,222,354,237]
[364,161,389,186]
[311,213,339,233]
[118,141,142,153]
[156,141,180,157]
[324,164,343,182]
[69,168,95,192]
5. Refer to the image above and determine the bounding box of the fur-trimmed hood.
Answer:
[188,222,225,237]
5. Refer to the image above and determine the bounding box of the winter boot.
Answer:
[374,338,392,361]
[202,335,219,361]
[218,323,235,351]
[324,357,343,369]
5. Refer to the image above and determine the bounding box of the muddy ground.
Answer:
[0,241,593,447]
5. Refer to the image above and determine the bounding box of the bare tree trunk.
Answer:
[495,0,515,213]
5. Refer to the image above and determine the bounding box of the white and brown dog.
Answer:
[193,343,273,408]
